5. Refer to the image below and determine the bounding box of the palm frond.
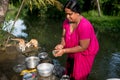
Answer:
[54,0,63,11]
[24,0,63,11]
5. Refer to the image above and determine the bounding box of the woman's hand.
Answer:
[55,44,64,50]
[53,49,65,57]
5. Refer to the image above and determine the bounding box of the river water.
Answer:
[0,18,120,80]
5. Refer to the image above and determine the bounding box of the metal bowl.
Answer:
[13,64,26,73]
[106,78,120,80]
[25,56,40,69]
[38,52,48,59]
[37,63,54,77]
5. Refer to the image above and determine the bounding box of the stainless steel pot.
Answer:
[37,63,54,77]
[25,56,40,69]
[38,52,48,59]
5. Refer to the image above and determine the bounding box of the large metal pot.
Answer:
[37,63,54,77]
[25,56,40,69]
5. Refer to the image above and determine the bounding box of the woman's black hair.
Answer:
[64,0,81,14]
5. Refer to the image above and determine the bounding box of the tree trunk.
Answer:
[96,0,101,17]
[0,0,9,24]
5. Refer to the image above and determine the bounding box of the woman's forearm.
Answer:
[63,45,86,53]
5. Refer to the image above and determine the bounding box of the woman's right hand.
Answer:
[55,44,64,50]
[52,49,65,57]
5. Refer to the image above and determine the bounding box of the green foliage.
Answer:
[9,0,63,19]
[5,4,28,21]
[86,15,120,33]
[8,0,120,19]
[46,5,65,20]
[9,0,22,7]
[100,0,120,16]
[82,10,120,34]
[23,0,63,11]
[82,10,102,17]
[9,0,63,11]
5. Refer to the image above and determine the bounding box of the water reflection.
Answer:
[107,52,120,78]
[2,19,28,38]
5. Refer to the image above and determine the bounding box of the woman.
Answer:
[53,0,99,80]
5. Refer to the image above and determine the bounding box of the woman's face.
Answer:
[65,8,79,23]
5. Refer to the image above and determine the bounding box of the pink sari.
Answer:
[63,17,99,80]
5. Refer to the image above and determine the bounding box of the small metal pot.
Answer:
[37,63,54,77]
[25,56,40,69]
[38,52,48,59]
